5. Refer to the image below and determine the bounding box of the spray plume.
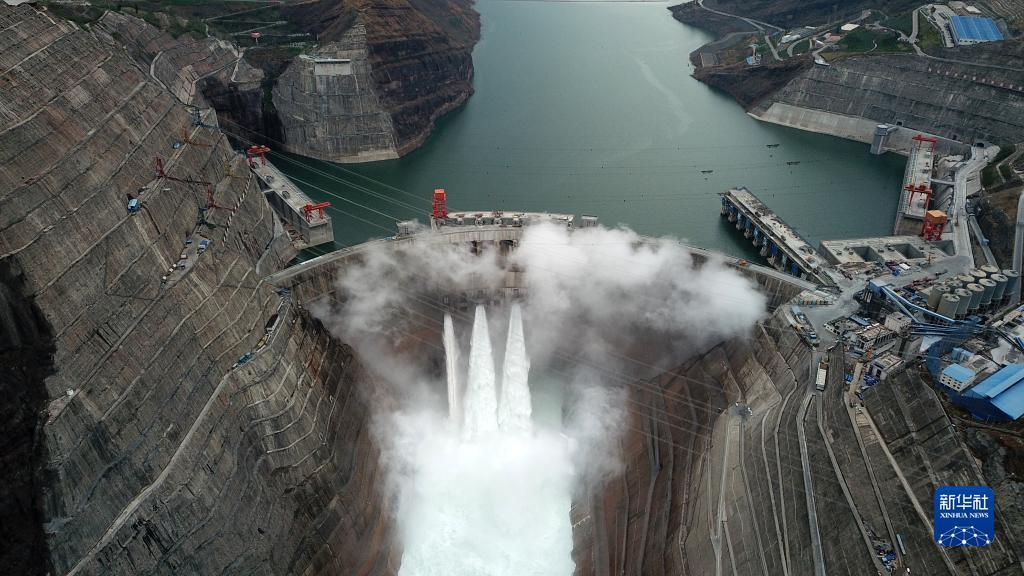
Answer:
[311,221,767,575]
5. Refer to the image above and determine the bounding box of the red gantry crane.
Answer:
[302,202,331,221]
[247,145,271,167]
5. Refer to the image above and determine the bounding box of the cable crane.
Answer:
[205,184,236,213]
[154,157,235,213]
[179,128,211,148]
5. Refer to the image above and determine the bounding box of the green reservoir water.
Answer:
[277,0,906,257]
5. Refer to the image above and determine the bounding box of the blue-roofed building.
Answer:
[953,364,1024,421]
[940,363,977,392]
[949,16,1003,45]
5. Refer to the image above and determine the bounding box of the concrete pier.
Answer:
[871,124,899,155]
[251,160,334,249]
[720,187,830,285]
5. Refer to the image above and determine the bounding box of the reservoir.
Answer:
[279,0,906,257]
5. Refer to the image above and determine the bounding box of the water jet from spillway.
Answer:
[444,313,461,429]
[499,303,532,434]
[462,305,499,439]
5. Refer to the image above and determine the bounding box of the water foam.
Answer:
[398,305,574,576]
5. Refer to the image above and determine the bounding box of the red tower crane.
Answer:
[432,188,448,220]
[303,202,331,221]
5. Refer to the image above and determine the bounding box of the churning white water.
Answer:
[397,305,575,576]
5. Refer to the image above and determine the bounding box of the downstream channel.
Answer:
[279,0,906,256]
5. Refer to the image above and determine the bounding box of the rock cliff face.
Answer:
[200,0,479,162]
[669,2,755,40]
[363,0,478,155]
[693,57,813,109]
[0,5,395,574]
[272,21,403,162]
[0,259,54,576]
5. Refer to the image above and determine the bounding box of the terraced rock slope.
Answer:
[0,5,395,574]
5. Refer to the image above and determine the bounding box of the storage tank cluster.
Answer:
[925,267,1020,318]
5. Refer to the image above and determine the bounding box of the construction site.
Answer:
[2,2,1024,576]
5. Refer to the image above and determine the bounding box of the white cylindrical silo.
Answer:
[991,273,1009,302]
[957,274,975,287]
[970,268,988,283]
[938,293,961,318]
[981,264,1000,276]
[928,284,949,310]
[955,289,971,318]
[967,283,985,311]
[980,278,997,307]
[1003,269,1020,301]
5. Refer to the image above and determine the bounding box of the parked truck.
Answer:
[815,360,828,392]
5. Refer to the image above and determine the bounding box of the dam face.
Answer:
[272,216,810,575]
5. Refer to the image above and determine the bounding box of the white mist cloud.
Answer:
[512,222,766,358]
[312,222,767,575]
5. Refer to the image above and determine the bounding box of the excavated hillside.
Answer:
[690,50,1024,145]
[570,303,1021,576]
[0,5,395,574]
[748,52,1024,145]
[675,0,1024,148]
[198,0,480,162]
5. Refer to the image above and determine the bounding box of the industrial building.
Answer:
[949,15,1004,44]
[940,363,977,391]
[952,364,1024,421]
[884,312,912,334]
[866,352,905,381]
[847,322,898,356]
